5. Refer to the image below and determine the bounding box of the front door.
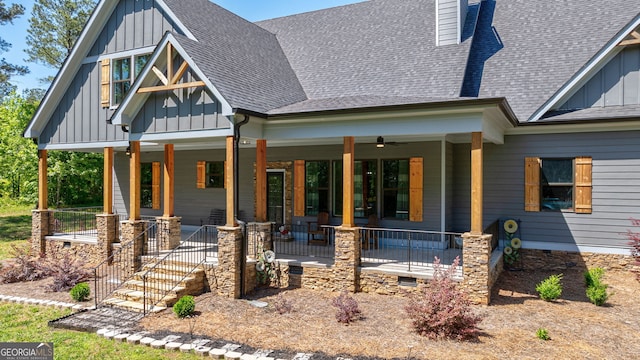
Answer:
[267,170,285,224]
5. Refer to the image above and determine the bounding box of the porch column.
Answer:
[462,131,493,304]
[97,147,119,260]
[225,136,236,227]
[333,136,360,292]
[129,141,141,221]
[31,150,50,255]
[255,139,267,222]
[158,144,181,250]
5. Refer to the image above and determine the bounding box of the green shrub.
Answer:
[536,274,563,301]
[173,295,195,318]
[584,267,605,288]
[69,282,90,302]
[536,328,550,341]
[586,283,608,306]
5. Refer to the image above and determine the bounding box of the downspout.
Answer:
[233,113,250,297]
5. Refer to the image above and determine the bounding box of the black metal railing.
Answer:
[359,227,463,272]
[141,225,218,314]
[246,223,336,259]
[92,222,157,309]
[50,209,99,238]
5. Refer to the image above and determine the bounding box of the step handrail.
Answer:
[140,225,217,314]
[92,221,157,309]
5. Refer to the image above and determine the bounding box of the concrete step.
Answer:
[109,288,178,308]
[131,271,200,284]
[140,262,206,276]
[121,279,188,293]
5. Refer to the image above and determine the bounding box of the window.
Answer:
[305,161,329,215]
[541,158,573,211]
[525,156,592,214]
[382,159,409,219]
[111,53,151,106]
[196,161,224,189]
[141,162,160,209]
[333,160,377,217]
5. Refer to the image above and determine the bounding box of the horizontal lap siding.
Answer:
[453,131,640,249]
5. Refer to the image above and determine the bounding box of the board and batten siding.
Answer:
[452,131,640,250]
[89,0,180,57]
[560,46,640,109]
[113,141,446,229]
[130,75,230,134]
[40,0,181,146]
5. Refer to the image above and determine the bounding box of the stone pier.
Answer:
[156,216,181,251]
[333,226,361,292]
[97,214,120,261]
[120,221,146,279]
[211,226,243,298]
[31,210,51,255]
[461,232,493,305]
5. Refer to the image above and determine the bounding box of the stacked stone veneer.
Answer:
[31,210,51,255]
[45,240,105,267]
[156,217,181,251]
[519,248,638,272]
[120,221,146,280]
[97,214,119,260]
[461,233,493,305]
[247,222,273,258]
[332,227,360,292]
[204,226,243,298]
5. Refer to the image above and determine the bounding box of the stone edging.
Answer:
[0,294,92,311]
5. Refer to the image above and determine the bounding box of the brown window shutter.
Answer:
[196,161,206,189]
[409,157,423,222]
[223,161,227,189]
[524,157,541,212]
[294,160,305,217]
[575,156,592,214]
[100,58,110,107]
[152,162,161,210]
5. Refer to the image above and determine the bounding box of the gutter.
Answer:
[233,112,250,298]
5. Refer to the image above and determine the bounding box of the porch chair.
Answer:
[361,214,379,250]
[307,211,330,245]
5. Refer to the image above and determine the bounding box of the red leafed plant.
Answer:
[625,218,640,281]
[405,256,483,340]
[332,291,362,324]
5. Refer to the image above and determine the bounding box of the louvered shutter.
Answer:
[524,157,541,212]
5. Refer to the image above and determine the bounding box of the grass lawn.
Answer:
[0,303,200,360]
[0,204,32,260]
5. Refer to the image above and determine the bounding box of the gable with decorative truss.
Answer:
[111,33,234,136]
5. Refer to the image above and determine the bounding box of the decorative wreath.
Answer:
[264,250,276,263]
[504,219,518,234]
[511,237,522,249]
[504,246,513,255]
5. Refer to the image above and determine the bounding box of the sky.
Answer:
[2,0,364,93]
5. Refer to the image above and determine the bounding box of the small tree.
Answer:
[405,256,483,340]
[332,291,362,324]
[625,218,640,282]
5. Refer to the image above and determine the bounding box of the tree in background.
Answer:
[26,0,96,80]
[0,1,29,98]
[0,92,38,204]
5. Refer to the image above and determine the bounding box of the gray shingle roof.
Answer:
[162,0,307,113]
[467,0,638,121]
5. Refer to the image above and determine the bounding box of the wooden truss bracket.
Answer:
[618,30,640,47]
[137,43,205,93]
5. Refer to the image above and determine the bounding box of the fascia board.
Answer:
[529,15,640,122]
[155,0,197,41]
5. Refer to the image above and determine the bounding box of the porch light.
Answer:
[125,146,131,157]
[376,136,385,148]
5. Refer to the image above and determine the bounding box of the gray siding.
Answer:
[452,131,640,249]
[89,0,179,57]
[560,46,640,110]
[41,63,128,144]
[114,141,445,229]
[131,74,229,134]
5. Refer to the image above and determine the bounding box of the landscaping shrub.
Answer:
[625,218,640,282]
[273,293,293,315]
[332,291,362,324]
[0,244,48,283]
[405,256,482,340]
[173,295,196,318]
[70,282,90,302]
[584,267,608,306]
[40,245,91,292]
[536,274,563,301]
[536,328,550,341]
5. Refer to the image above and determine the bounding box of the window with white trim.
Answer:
[111,53,151,106]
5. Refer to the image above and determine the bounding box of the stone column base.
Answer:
[120,221,146,279]
[461,232,493,305]
[156,216,182,251]
[97,214,120,261]
[247,222,273,258]
[214,226,243,299]
[333,226,361,293]
[31,210,51,255]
